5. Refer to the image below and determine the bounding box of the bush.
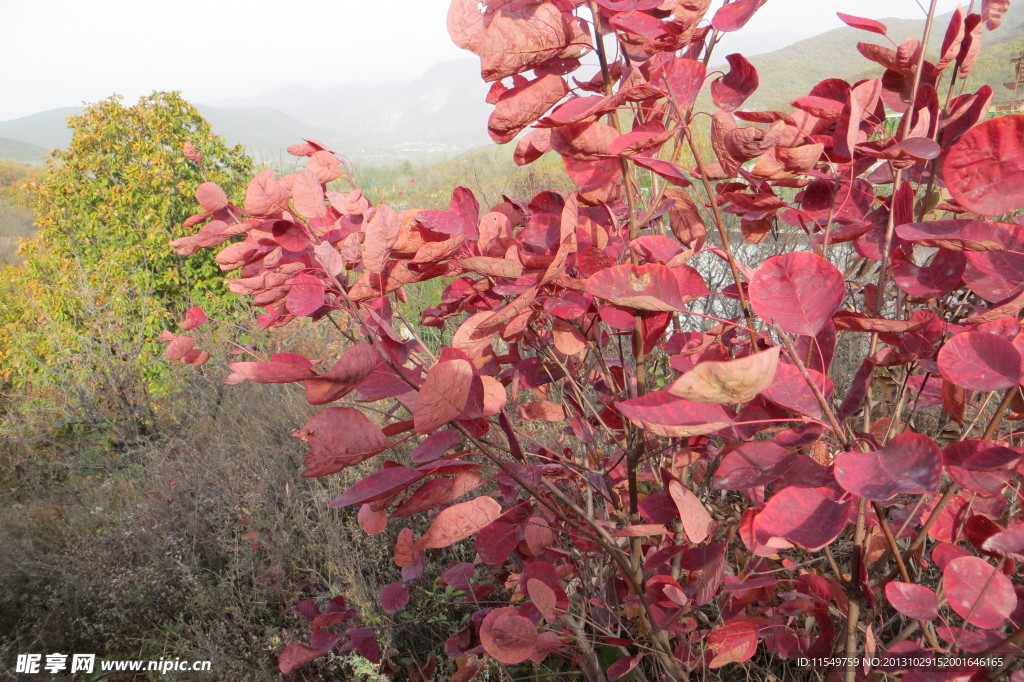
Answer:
[167,3,1023,680]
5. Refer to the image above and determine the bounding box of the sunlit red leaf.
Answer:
[668,346,779,404]
[230,353,315,383]
[416,496,501,550]
[937,331,1023,391]
[304,343,379,405]
[244,169,290,217]
[942,556,1016,628]
[294,407,389,477]
[414,359,481,434]
[195,182,228,212]
[834,432,942,501]
[712,442,795,490]
[837,12,888,35]
[944,114,1024,216]
[328,464,424,508]
[615,392,734,437]
[707,621,758,668]
[983,0,1010,29]
[585,263,686,311]
[711,54,759,111]
[292,170,327,219]
[982,523,1024,561]
[749,252,845,336]
[711,0,766,31]
[490,74,568,144]
[885,582,939,621]
[479,607,538,664]
[754,486,851,551]
[668,480,713,543]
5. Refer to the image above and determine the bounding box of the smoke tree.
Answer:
[167,1,1024,679]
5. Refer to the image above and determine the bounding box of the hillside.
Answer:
[1,9,1019,166]
[742,4,1024,110]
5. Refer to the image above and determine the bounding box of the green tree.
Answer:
[0,91,253,442]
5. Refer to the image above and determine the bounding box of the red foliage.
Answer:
[165,1,1024,679]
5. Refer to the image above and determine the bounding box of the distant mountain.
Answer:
[1,12,1020,167]
[0,104,338,165]
[215,59,493,161]
[0,137,50,166]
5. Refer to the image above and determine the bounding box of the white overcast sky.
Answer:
[1,0,964,122]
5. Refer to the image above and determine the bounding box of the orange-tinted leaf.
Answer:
[416,496,501,550]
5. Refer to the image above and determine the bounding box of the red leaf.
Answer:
[937,331,1023,391]
[607,655,643,681]
[278,642,332,675]
[834,432,942,501]
[707,621,759,668]
[328,464,424,508]
[416,496,501,550]
[711,0,766,31]
[292,170,327,219]
[489,74,569,144]
[761,362,834,419]
[668,479,714,543]
[885,582,939,621]
[754,486,851,551]
[942,556,1017,628]
[586,263,686,311]
[983,0,1010,29]
[982,523,1024,561]
[195,182,228,212]
[660,57,707,110]
[711,54,759,111]
[286,274,326,317]
[244,169,290,217]
[164,335,195,361]
[304,343,379,405]
[631,156,693,187]
[615,392,734,437]
[414,359,482,434]
[179,306,208,331]
[477,520,522,566]
[526,578,558,622]
[381,582,410,614]
[944,114,1024,216]
[357,503,387,535]
[480,607,538,665]
[668,346,779,404]
[294,407,389,477]
[836,12,888,35]
[230,354,315,383]
[392,472,482,518]
[550,120,619,160]
[447,0,574,82]
[712,442,795,490]
[749,252,845,335]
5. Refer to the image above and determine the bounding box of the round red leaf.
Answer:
[944,114,1024,216]
[942,556,1016,628]
[834,432,942,501]
[937,331,1023,391]
[885,581,939,621]
[479,607,538,664]
[749,252,845,335]
[381,581,410,614]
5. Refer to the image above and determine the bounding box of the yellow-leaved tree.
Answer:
[0,92,253,446]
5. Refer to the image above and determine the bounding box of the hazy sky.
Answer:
[1,0,964,122]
